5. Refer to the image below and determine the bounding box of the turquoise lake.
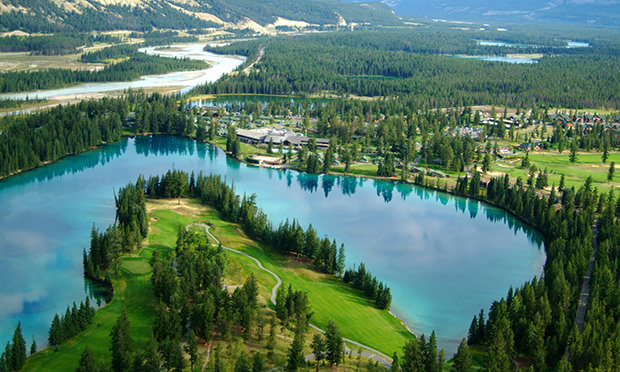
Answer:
[0,136,545,354]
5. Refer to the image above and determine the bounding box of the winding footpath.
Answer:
[186,223,393,369]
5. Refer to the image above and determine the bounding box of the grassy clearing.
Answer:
[331,163,379,178]
[0,52,104,72]
[492,152,620,193]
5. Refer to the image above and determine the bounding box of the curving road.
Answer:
[564,218,599,359]
[186,223,393,368]
[574,219,599,331]
[186,223,282,304]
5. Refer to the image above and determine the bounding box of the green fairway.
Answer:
[199,206,413,356]
[493,151,620,193]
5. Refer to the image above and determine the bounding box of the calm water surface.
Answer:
[0,136,545,353]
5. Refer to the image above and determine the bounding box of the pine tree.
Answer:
[252,352,264,372]
[608,162,615,181]
[389,352,399,372]
[426,331,439,372]
[336,245,345,275]
[467,316,478,345]
[521,152,530,168]
[2,344,11,372]
[487,327,512,372]
[559,174,566,193]
[267,313,277,354]
[10,322,26,370]
[132,339,161,372]
[235,352,251,372]
[311,334,325,372]
[76,346,97,372]
[452,339,471,372]
[286,330,305,372]
[325,320,343,366]
[401,338,422,372]
[482,153,491,173]
[49,314,61,347]
[30,337,36,355]
[185,330,198,372]
[477,309,486,342]
[0,353,7,372]
[110,309,133,372]
[569,142,577,163]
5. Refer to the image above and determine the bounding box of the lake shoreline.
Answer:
[0,130,548,247]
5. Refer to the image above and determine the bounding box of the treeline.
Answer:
[200,31,620,109]
[133,30,200,46]
[274,284,312,323]
[0,98,44,109]
[84,179,148,281]
[343,264,392,310]
[569,189,620,370]
[396,331,444,372]
[0,33,119,55]
[453,168,602,370]
[0,45,207,93]
[48,298,96,348]
[132,93,194,135]
[0,98,126,178]
[141,171,392,309]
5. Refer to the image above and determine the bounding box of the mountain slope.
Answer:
[0,0,401,33]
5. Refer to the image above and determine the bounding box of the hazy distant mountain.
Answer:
[353,0,620,27]
[0,0,400,33]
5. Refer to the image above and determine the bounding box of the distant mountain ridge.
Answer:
[0,0,401,33]
[363,0,620,27]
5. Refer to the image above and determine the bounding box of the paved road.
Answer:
[574,219,599,331]
[243,47,265,74]
[187,223,393,369]
[187,223,282,305]
[564,218,599,358]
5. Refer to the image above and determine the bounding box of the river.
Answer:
[0,136,545,354]
[0,44,245,101]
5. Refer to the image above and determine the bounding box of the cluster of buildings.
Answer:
[236,128,330,149]
[451,126,484,139]
[551,113,620,130]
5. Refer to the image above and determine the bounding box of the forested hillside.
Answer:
[0,0,400,33]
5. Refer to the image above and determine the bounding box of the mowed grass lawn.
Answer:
[200,206,413,356]
[22,207,193,372]
[493,152,620,193]
[331,163,379,178]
